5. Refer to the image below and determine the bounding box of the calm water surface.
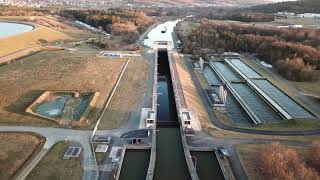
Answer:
[0,22,33,38]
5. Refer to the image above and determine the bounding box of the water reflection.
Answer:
[143,20,181,48]
[0,22,33,38]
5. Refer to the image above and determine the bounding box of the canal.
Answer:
[154,49,191,180]
[203,65,252,125]
[190,151,224,180]
[119,150,150,180]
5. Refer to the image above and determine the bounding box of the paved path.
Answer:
[0,126,99,180]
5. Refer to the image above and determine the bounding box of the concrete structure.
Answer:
[276,11,295,17]
[209,61,262,124]
[199,57,204,71]
[153,41,173,51]
[297,13,320,19]
[145,110,156,128]
[97,51,141,58]
[225,58,292,120]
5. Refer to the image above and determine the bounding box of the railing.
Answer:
[145,50,158,180]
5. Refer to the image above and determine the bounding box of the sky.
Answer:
[271,0,296,1]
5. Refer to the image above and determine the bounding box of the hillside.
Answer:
[248,0,320,13]
[132,0,273,6]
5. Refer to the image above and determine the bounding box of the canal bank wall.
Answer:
[168,51,199,180]
[145,50,158,180]
[169,52,228,180]
[209,61,261,124]
[225,59,292,120]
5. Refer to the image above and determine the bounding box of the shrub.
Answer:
[308,141,320,171]
[260,144,320,180]
[276,58,317,81]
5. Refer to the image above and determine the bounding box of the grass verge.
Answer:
[0,50,125,127]
[98,56,148,129]
[26,142,82,180]
[0,133,44,179]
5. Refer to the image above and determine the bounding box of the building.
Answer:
[276,12,295,17]
[296,13,320,19]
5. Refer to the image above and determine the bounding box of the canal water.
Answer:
[228,59,261,78]
[154,49,191,180]
[212,62,242,82]
[190,151,224,180]
[227,58,314,119]
[119,150,150,180]
[203,66,252,125]
[208,61,285,123]
[0,22,33,38]
[253,79,314,119]
[143,20,181,48]
[231,83,282,123]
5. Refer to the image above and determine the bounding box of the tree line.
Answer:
[201,11,275,22]
[58,9,154,35]
[211,23,320,48]
[0,5,50,16]
[177,22,319,81]
[247,0,320,14]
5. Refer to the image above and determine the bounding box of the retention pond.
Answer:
[0,22,33,38]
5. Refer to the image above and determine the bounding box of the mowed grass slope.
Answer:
[175,54,211,129]
[0,50,126,127]
[26,142,82,180]
[0,25,68,56]
[98,56,148,129]
[0,133,44,179]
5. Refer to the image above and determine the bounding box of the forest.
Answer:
[248,0,320,14]
[0,5,50,16]
[177,22,320,81]
[58,9,154,36]
[200,11,275,22]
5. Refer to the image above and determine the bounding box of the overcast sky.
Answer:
[271,0,296,2]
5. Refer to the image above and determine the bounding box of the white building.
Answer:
[297,13,320,19]
[276,12,295,17]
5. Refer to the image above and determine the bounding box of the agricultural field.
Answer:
[0,50,126,127]
[0,133,44,180]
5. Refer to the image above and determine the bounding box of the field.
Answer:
[290,71,320,97]
[0,50,126,127]
[98,56,148,129]
[236,143,311,180]
[26,142,82,180]
[0,16,95,57]
[0,133,44,179]
[254,119,320,131]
